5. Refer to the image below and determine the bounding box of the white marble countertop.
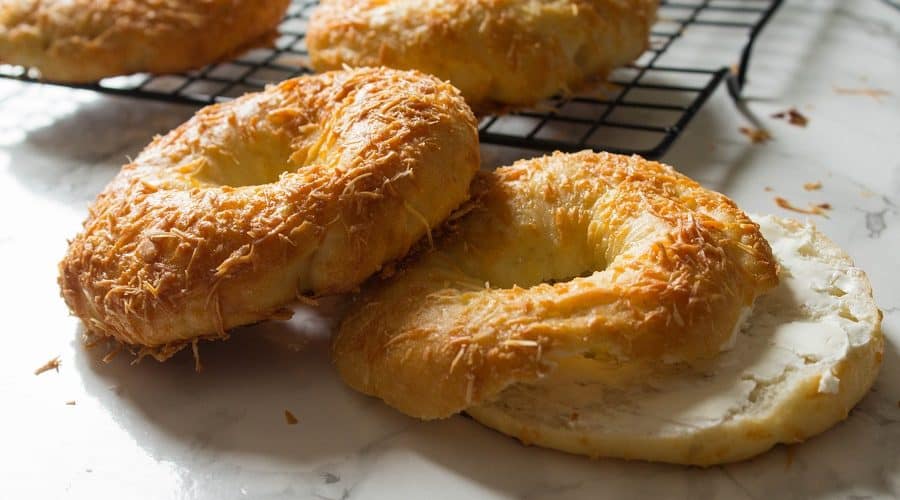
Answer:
[1,1,899,498]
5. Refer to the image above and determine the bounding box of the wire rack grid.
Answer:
[0,0,782,159]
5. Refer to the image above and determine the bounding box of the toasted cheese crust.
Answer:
[333,151,779,420]
[0,0,290,82]
[59,67,480,360]
[307,0,657,111]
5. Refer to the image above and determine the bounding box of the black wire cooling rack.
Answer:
[0,0,782,159]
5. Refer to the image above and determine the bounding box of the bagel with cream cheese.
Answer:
[333,151,883,465]
[0,0,290,82]
[59,67,480,360]
[307,0,657,111]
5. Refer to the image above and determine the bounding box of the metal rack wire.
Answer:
[0,0,782,159]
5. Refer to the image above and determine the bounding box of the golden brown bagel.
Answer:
[59,67,480,360]
[334,153,883,465]
[469,216,883,465]
[0,0,290,82]
[307,0,657,111]
[334,151,779,418]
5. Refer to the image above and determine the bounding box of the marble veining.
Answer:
[863,208,889,238]
[1,0,899,499]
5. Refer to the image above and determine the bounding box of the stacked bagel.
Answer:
[332,152,882,465]
[46,1,882,467]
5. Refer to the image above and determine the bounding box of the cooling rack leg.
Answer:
[726,0,785,101]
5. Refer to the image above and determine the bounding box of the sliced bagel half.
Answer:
[467,215,883,465]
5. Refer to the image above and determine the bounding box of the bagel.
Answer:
[307,0,657,111]
[59,67,480,360]
[333,151,882,464]
[0,0,290,82]
[469,216,883,465]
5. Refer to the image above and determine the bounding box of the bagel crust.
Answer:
[0,0,290,82]
[307,0,658,111]
[59,67,480,359]
[334,151,779,419]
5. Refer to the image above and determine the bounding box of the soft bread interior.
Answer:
[466,215,883,466]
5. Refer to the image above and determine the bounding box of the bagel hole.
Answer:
[464,262,603,293]
[195,156,297,187]
[464,237,606,290]
[191,136,299,187]
[540,269,596,287]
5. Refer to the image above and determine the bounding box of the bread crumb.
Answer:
[101,343,122,364]
[34,356,61,375]
[775,197,831,216]
[833,87,891,102]
[803,181,822,191]
[284,409,299,425]
[65,400,76,406]
[785,445,796,469]
[191,340,203,373]
[739,127,771,144]
[772,108,808,127]
[764,186,774,192]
